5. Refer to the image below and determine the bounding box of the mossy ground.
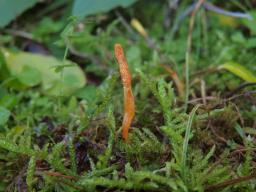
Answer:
[0,1,256,191]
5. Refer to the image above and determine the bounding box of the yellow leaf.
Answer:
[218,62,256,82]
[131,18,148,38]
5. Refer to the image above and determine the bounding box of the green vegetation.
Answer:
[0,0,256,191]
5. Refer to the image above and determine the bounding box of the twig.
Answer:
[200,79,206,105]
[205,173,256,191]
[188,96,218,104]
[233,104,244,127]
[226,83,256,97]
[230,148,256,156]
[115,11,138,39]
[4,29,34,40]
[44,171,77,180]
[171,2,197,36]
[191,66,218,78]
[204,2,253,20]
[171,1,253,36]
[226,91,256,102]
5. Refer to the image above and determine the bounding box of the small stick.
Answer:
[114,44,135,141]
[200,79,206,105]
[44,171,77,180]
[205,173,256,191]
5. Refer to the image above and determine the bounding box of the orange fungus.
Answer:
[114,43,135,141]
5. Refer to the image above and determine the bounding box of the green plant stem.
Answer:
[185,51,190,112]
[57,41,69,110]
[184,0,205,112]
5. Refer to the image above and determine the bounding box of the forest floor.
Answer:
[0,1,256,191]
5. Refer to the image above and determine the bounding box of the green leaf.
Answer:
[0,94,18,110]
[74,85,97,102]
[218,62,256,83]
[17,65,42,86]
[2,49,86,96]
[0,50,10,80]
[0,0,37,28]
[0,106,10,126]
[72,0,137,18]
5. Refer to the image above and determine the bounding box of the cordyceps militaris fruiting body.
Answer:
[114,43,135,141]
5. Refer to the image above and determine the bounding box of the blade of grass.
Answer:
[184,0,205,112]
[181,104,201,179]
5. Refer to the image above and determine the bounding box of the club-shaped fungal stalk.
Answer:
[114,43,135,141]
